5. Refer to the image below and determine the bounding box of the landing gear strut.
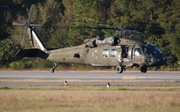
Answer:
[140,66,147,73]
[50,62,59,73]
[116,66,123,73]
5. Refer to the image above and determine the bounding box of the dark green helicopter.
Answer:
[13,4,167,73]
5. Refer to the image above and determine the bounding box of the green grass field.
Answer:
[0,85,180,112]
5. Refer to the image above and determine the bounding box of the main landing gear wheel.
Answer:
[140,66,147,73]
[116,66,123,73]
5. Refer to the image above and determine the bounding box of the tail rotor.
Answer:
[12,4,42,46]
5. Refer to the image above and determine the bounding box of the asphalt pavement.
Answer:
[0,71,180,86]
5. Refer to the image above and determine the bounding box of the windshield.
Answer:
[147,44,162,55]
[154,46,162,54]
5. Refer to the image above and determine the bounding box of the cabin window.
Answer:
[110,49,117,57]
[134,48,142,56]
[102,49,109,57]
[74,53,80,58]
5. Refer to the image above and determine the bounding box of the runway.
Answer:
[0,71,180,86]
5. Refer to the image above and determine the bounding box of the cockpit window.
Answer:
[134,48,142,56]
[142,46,150,55]
[147,44,162,55]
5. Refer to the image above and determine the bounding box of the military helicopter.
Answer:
[12,4,167,73]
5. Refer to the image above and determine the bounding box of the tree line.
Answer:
[0,0,180,70]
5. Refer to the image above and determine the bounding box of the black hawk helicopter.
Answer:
[12,4,167,73]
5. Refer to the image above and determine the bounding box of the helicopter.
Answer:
[12,4,167,73]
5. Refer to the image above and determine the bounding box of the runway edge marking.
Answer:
[122,76,137,80]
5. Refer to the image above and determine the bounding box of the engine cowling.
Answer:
[85,36,120,47]
[96,37,114,46]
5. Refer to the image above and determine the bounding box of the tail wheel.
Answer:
[140,66,147,73]
[50,68,55,73]
[116,66,123,73]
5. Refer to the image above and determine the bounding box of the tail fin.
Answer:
[15,28,49,60]
[12,4,49,59]
[27,28,47,52]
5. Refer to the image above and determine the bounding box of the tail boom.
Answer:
[16,49,49,59]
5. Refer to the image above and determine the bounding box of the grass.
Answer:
[0,85,180,112]
[1,85,180,91]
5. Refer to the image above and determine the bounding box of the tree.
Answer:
[1,0,180,69]
[0,39,19,67]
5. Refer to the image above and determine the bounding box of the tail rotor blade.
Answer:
[27,4,34,22]
[21,27,27,45]
[12,22,25,26]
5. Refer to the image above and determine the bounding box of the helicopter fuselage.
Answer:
[15,27,167,73]
[47,36,167,73]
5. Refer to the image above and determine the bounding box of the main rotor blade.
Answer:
[30,24,43,27]
[48,26,112,30]
[98,24,143,34]
[27,4,34,22]
[98,24,112,28]
[12,22,25,26]
[123,29,144,34]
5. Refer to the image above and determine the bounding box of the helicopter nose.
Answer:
[152,55,167,66]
